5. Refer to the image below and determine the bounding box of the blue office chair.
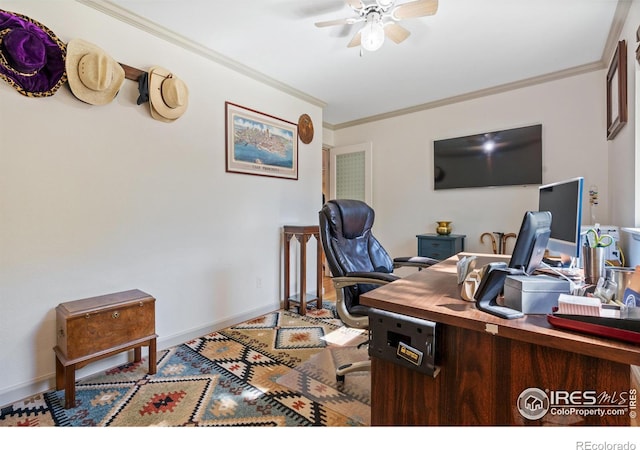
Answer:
[319,199,438,382]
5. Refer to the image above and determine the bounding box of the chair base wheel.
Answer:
[336,363,352,384]
[335,360,370,385]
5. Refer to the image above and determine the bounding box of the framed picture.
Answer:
[606,40,627,140]
[225,102,298,180]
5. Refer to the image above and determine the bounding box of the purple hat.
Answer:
[0,9,66,97]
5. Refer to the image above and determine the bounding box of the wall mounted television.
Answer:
[433,124,543,190]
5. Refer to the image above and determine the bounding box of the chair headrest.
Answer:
[325,199,374,239]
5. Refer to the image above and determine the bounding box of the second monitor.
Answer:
[475,210,553,319]
[538,176,584,262]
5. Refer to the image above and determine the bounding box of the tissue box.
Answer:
[504,274,571,314]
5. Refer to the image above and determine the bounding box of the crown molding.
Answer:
[76,0,327,110]
[78,0,629,133]
[603,0,632,62]
[327,0,632,130]
[328,61,605,130]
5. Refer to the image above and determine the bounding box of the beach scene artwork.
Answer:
[226,103,298,179]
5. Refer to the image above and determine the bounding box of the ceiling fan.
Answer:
[315,0,439,52]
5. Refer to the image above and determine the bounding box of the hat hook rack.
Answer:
[119,63,175,82]
[119,62,144,81]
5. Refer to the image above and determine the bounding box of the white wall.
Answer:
[611,0,640,265]
[332,71,611,260]
[0,1,322,404]
[609,0,639,227]
[3,0,639,407]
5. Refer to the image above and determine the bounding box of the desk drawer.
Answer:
[419,240,456,259]
[368,308,439,377]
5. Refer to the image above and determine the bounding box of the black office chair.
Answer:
[319,199,438,382]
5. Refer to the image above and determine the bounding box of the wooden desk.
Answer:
[361,253,640,426]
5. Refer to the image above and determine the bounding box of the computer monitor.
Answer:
[538,177,584,260]
[474,210,551,320]
[508,210,552,275]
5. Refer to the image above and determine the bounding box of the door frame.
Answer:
[329,142,373,205]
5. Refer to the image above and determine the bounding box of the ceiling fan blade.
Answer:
[384,22,411,44]
[315,17,355,27]
[347,31,362,48]
[345,0,365,10]
[392,0,438,20]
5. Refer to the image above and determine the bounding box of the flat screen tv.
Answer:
[433,124,543,190]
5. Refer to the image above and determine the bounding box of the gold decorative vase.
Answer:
[436,221,452,235]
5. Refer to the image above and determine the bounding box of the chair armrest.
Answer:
[393,256,439,269]
[330,273,397,291]
[330,273,398,329]
[346,271,400,283]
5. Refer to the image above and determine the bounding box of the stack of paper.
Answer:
[456,255,477,284]
[556,294,604,316]
[321,326,367,346]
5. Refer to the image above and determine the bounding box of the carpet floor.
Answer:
[0,302,371,427]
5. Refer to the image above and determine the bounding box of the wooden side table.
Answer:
[283,225,323,315]
[54,290,157,409]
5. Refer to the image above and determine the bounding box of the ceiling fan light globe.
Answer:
[376,0,394,8]
[361,21,385,51]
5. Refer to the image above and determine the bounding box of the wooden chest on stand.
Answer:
[54,289,158,408]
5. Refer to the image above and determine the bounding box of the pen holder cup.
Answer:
[605,266,635,302]
[583,245,606,285]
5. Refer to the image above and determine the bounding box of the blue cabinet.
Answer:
[417,233,466,260]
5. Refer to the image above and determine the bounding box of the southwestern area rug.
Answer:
[0,303,370,427]
[276,344,370,425]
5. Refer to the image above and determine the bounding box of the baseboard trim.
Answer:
[0,303,279,408]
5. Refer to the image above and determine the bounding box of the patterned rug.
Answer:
[276,344,370,426]
[0,302,370,427]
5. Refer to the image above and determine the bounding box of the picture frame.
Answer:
[606,40,627,140]
[225,102,298,180]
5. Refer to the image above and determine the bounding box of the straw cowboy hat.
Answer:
[65,38,124,105]
[0,9,66,97]
[148,66,188,122]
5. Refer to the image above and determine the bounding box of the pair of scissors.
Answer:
[585,228,614,248]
